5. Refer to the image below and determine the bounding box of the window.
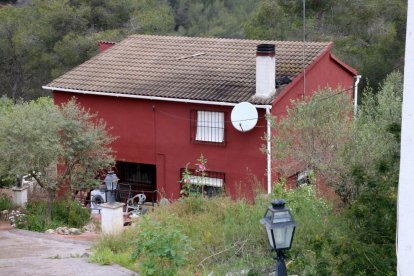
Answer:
[116,161,156,189]
[180,168,225,197]
[191,110,225,144]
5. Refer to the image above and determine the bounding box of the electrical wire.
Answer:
[154,59,402,123]
[155,109,267,123]
[154,86,354,127]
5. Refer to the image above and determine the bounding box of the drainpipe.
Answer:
[266,107,272,194]
[354,75,362,115]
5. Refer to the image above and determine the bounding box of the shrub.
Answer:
[21,199,90,231]
[131,216,192,276]
[271,183,341,275]
[92,186,344,275]
[90,226,139,271]
[68,200,91,228]
[0,193,13,211]
[0,175,14,188]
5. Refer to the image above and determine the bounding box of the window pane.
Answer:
[196,111,224,142]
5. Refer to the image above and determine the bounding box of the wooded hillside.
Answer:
[0,0,406,99]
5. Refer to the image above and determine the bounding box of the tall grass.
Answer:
[91,184,342,275]
[22,199,91,231]
[0,193,14,211]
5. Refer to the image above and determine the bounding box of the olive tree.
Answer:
[0,97,115,219]
[270,88,353,201]
[270,72,402,204]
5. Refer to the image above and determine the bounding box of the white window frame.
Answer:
[195,111,225,143]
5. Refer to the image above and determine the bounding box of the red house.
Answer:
[44,35,357,200]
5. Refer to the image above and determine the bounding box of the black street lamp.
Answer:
[104,171,119,204]
[260,199,296,276]
[16,174,22,188]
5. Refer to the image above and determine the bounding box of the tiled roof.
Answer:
[46,35,331,105]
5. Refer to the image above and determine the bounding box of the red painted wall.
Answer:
[53,50,356,200]
[54,93,268,200]
[272,51,355,114]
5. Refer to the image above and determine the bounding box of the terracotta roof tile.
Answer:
[46,35,331,105]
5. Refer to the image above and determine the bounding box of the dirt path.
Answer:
[0,228,137,276]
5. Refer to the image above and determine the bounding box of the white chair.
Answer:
[126,193,147,215]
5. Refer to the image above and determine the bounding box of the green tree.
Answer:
[270,88,353,202]
[270,72,402,204]
[333,73,402,274]
[269,72,401,273]
[0,97,115,219]
[127,0,175,34]
[0,7,28,100]
[245,0,406,91]
[244,0,295,40]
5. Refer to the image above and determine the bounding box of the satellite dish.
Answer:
[231,102,258,132]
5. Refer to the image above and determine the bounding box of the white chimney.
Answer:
[256,44,276,98]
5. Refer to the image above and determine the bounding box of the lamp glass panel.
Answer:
[272,210,291,223]
[274,225,295,249]
[266,228,275,249]
[104,174,119,191]
[265,209,273,221]
[104,179,112,191]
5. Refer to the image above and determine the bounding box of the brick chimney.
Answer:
[256,44,276,98]
[98,41,116,53]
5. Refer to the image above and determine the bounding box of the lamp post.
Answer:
[16,174,22,188]
[260,199,296,276]
[104,171,119,204]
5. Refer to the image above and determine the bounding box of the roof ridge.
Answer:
[127,34,332,45]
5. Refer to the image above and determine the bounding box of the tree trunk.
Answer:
[47,189,55,222]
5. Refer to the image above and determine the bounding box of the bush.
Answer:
[92,185,339,275]
[67,200,91,228]
[0,193,13,211]
[131,216,192,276]
[21,199,90,232]
[271,183,341,275]
[0,175,14,188]
[90,226,139,271]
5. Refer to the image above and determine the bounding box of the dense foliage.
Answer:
[12,199,91,232]
[270,72,401,274]
[92,187,340,275]
[0,193,14,211]
[0,97,115,219]
[270,88,353,201]
[271,72,402,204]
[131,216,192,275]
[0,0,407,99]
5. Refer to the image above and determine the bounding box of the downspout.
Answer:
[354,75,362,115]
[266,107,272,194]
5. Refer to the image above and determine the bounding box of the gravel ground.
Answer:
[0,228,137,276]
